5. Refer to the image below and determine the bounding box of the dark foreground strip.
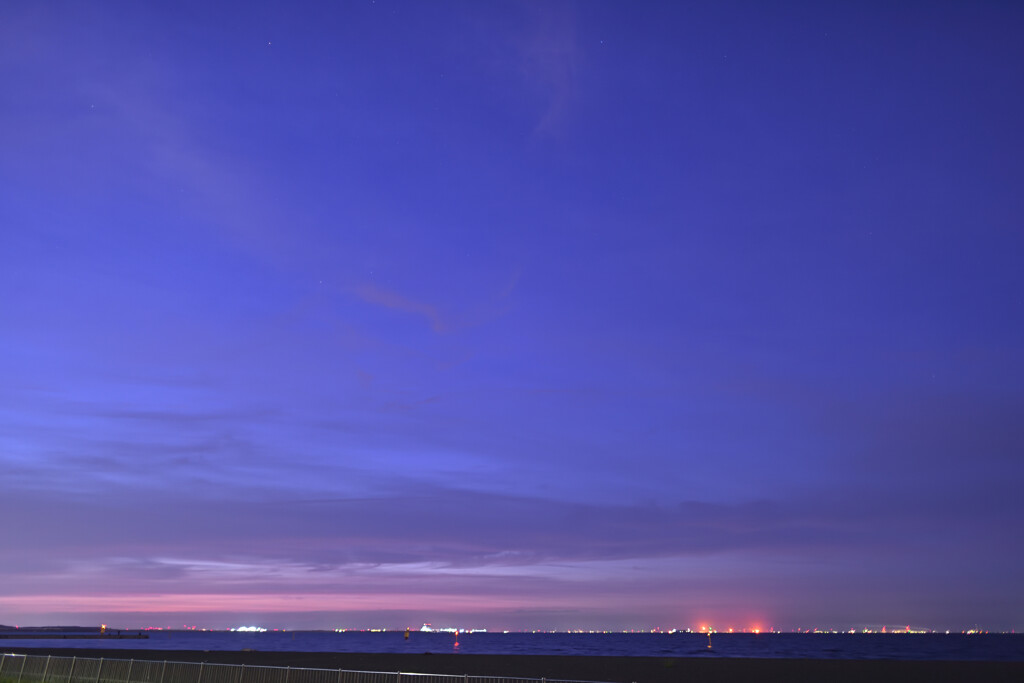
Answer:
[3,647,1022,683]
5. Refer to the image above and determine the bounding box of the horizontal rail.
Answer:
[0,654,613,683]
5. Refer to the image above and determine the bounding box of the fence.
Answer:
[0,654,606,683]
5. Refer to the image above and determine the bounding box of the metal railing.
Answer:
[0,654,607,683]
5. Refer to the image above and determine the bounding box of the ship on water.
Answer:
[419,623,486,633]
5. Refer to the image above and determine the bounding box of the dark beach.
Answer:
[3,647,1022,683]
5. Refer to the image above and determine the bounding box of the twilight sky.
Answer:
[2,1,1022,632]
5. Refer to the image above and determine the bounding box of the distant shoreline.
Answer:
[2,647,1022,683]
[0,634,148,640]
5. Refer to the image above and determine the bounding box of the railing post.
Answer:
[125,660,134,683]
[68,657,77,683]
[159,661,167,683]
[197,663,205,683]
[96,659,104,683]
[17,655,27,683]
[336,669,342,683]
[42,656,52,683]
[284,667,290,683]
[237,664,245,683]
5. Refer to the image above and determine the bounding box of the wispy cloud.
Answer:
[354,283,447,333]
[518,5,580,136]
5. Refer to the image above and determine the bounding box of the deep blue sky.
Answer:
[2,0,1022,632]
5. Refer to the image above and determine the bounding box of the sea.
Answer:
[2,630,1022,662]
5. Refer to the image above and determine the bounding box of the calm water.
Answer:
[3,630,1023,661]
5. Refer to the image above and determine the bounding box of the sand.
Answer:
[3,646,1022,683]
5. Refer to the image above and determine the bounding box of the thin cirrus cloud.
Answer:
[354,283,448,334]
[1,477,1003,574]
[1,479,1019,628]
